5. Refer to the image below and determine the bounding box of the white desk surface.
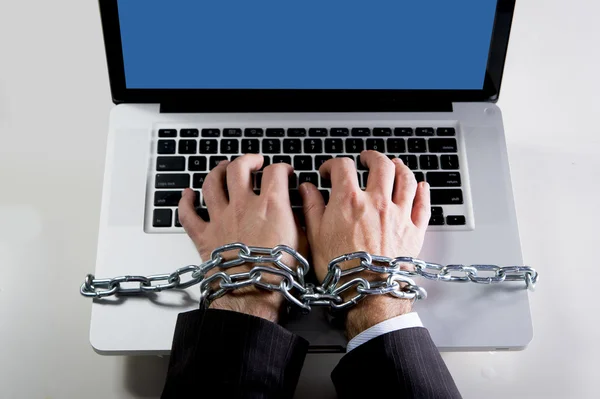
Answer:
[1,0,599,398]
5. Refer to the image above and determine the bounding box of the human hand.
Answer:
[178,154,307,323]
[300,151,431,339]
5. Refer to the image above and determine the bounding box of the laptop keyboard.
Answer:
[150,126,469,230]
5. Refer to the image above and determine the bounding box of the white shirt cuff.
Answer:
[346,312,423,352]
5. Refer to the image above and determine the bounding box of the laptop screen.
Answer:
[117,0,498,90]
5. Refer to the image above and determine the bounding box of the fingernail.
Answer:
[219,160,228,166]
[181,188,188,197]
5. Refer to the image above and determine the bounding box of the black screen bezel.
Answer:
[99,0,516,110]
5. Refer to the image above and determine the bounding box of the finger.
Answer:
[203,160,230,214]
[178,188,207,241]
[391,158,418,212]
[319,157,360,198]
[300,182,325,242]
[412,182,432,229]
[360,150,395,198]
[261,163,294,197]
[226,154,264,199]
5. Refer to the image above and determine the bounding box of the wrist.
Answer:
[345,296,413,340]
[208,290,282,323]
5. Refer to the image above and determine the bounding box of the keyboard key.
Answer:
[309,128,328,137]
[199,139,218,154]
[366,139,385,152]
[197,208,210,222]
[431,189,463,205]
[315,155,333,169]
[289,173,298,189]
[416,128,435,136]
[299,172,319,186]
[153,209,172,227]
[242,139,260,154]
[414,172,425,182]
[288,128,307,137]
[363,172,369,186]
[179,139,197,154]
[321,177,331,188]
[283,139,302,153]
[331,128,350,137]
[429,215,445,226]
[447,215,466,225]
[175,210,182,227]
[220,139,239,154]
[426,172,461,187]
[325,139,344,153]
[394,128,413,136]
[437,127,456,136]
[387,138,406,153]
[420,155,439,170]
[346,139,364,153]
[320,190,330,205]
[441,155,460,170]
[157,156,185,171]
[180,129,199,137]
[352,128,371,137]
[244,128,264,137]
[154,191,182,206]
[407,138,427,153]
[356,173,362,187]
[188,156,207,171]
[260,156,271,170]
[223,128,242,137]
[357,157,367,170]
[231,155,241,162]
[255,172,263,188]
[398,155,418,170]
[157,140,176,154]
[386,155,396,160]
[266,128,285,137]
[304,139,323,153]
[429,138,458,153]
[158,129,177,138]
[273,156,292,165]
[294,156,312,170]
[431,206,444,216]
[289,190,303,207]
[155,174,190,189]
[201,128,220,137]
[209,156,228,170]
[373,128,392,137]
[263,139,281,154]
[193,173,208,188]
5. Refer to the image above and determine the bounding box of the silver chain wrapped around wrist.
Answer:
[80,243,539,311]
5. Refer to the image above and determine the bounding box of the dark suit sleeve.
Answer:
[162,309,309,399]
[332,327,461,399]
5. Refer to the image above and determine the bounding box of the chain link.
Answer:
[80,243,539,311]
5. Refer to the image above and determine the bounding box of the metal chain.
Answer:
[80,243,539,311]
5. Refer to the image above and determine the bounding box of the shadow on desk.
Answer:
[123,353,342,398]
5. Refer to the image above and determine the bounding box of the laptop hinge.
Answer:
[160,99,453,114]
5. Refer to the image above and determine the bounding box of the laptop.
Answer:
[89,0,533,354]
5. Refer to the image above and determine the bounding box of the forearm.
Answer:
[333,327,461,399]
[162,309,309,399]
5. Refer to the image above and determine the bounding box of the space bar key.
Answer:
[430,189,463,205]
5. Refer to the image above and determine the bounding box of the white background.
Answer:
[1,0,599,398]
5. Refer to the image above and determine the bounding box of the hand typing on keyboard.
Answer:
[177,151,431,337]
[299,151,431,339]
[178,154,308,323]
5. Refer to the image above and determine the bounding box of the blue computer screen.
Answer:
[117,0,498,90]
